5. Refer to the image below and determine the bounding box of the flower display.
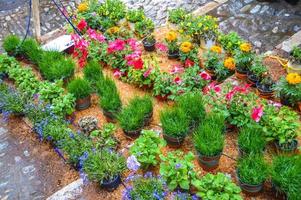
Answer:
[239,42,252,53]
[170,65,184,74]
[251,105,264,122]
[165,31,177,42]
[155,43,168,52]
[224,57,236,70]
[107,39,126,53]
[107,26,120,35]
[174,76,182,85]
[77,19,88,32]
[199,71,211,80]
[210,45,222,54]
[180,42,192,53]
[286,73,301,85]
[184,59,194,67]
[87,28,106,42]
[77,2,88,13]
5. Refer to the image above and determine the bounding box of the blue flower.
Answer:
[126,155,140,172]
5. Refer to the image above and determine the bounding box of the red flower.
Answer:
[184,59,194,67]
[251,106,264,122]
[77,19,87,32]
[213,85,221,93]
[107,39,125,53]
[199,71,211,80]
[226,90,235,101]
[174,77,182,85]
[132,58,144,70]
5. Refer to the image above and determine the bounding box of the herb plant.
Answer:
[3,35,20,55]
[168,8,188,24]
[84,60,104,85]
[89,123,118,150]
[67,78,92,99]
[126,9,145,23]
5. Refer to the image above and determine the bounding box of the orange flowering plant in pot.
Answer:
[203,45,224,80]
[234,42,254,80]
[165,31,179,59]
[179,41,199,67]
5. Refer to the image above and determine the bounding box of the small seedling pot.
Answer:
[124,128,142,139]
[76,95,91,110]
[100,175,121,192]
[235,68,248,80]
[142,38,156,52]
[197,151,222,170]
[256,82,274,99]
[274,139,298,153]
[168,50,179,60]
[163,133,185,148]
[237,170,264,194]
[143,111,153,126]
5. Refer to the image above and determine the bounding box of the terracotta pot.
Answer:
[237,170,264,194]
[256,83,274,100]
[205,68,216,78]
[197,151,222,171]
[100,175,121,192]
[75,95,91,110]
[298,102,301,112]
[163,133,185,148]
[155,94,170,101]
[235,69,248,80]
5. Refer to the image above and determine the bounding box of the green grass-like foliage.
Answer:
[130,130,165,168]
[84,60,104,84]
[271,155,301,200]
[3,35,20,55]
[20,38,42,64]
[160,107,189,138]
[194,112,225,156]
[118,96,153,131]
[83,149,126,182]
[192,173,242,200]
[237,153,268,185]
[176,92,205,127]
[67,78,92,99]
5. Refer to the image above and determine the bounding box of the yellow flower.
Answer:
[286,73,301,85]
[165,31,177,42]
[78,2,88,12]
[210,45,222,54]
[179,29,184,34]
[180,42,192,53]
[224,57,236,70]
[240,43,252,52]
[107,26,120,34]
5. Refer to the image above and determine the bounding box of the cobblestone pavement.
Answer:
[210,0,301,52]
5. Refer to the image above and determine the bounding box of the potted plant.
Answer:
[2,35,21,56]
[159,151,196,191]
[83,150,126,191]
[160,107,190,147]
[153,72,173,101]
[179,41,198,65]
[165,31,179,59]
[192,173,242,199]
[122,173,167,200]
[203,49,223,78]
[51,93,76,119]
[134,18,155,39]
[271,155,301,200]
[142,35,156,52]
[234,42,254,79]
[247,56,268,87]
[238,124,266,156]
[89,123,118,150]
[176,92,205,131]
[98,77,122,122]
[129,95,153,126]
[193,113,225,170]
[168,8,187,25]
[0,54,15,79]
[287,46,301,74]
[129,130,166,169]
[275,73,301,108]
[218,32,243,55]
[67,78,92,110]
[236,153,268,194]
[256,76,275,99]
[83,60,104,90]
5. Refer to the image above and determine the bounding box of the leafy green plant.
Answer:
[39,81,64,103]
[214,61,233,82]
[153,72,173,97]
[203,50,223,71]
[238,123,266,154]
[159,151,196,190]
[89,123,118,149]
[218,32,243,54]
[51,93,76,116]
[249,56,267,79]
[3,35,21,55]
[234,49,254,72]
[271,155,301,200]
[38,118,71,142]
[275,76,301,106]
[98,0,126,28]
[67,78,92,99]
[192,173,242,200]
[160,107,189,138]
[134,18,155,38]
[168,8,188,24]
[176,92,205,128]
[237,153,268,185]
[130,130,166,168]
[0,84,26,115]
[83,60,104,85]
[126,9,145,23]
[83,149,126,182]
[193,113,225,156]
[292,46,301,64]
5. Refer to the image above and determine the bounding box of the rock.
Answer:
[14,156,22,163]
[24,150,30,157]
[272,27,279,34]
[0,141,9,151]
[259,5,269,14]
[254,41,262,48]
[22,165,36,174]
[250,5,261,14]
[240,5,252,13]
[44,8,49,12]
[293,25,301,32]
[5,16,11,21]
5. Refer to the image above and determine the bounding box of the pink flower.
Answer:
[143,68,153,78]
[184,59,194,67]
[107,39,125,53]
[226,90,235,101]
[155,43,168,52]
[170,65,184,74]
[204,82,222,94]
[199,71,211,80]
[113,69,122,78]
[77,19,87,32]
[127,38,140,51]
[132,58,144,70]
[213,85,221,93]
[87,28,106,42]
[251,106,264,122]
[174,77,182,85]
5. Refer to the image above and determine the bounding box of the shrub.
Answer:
[38,51,75,81]
[176,92,205,128]
[192,173,242,199]
[160,107,189,138]
[123,173,166,200]
[159,151,196,190]
[271,155,301,200]
[67,78,92,99]
[238,124,266,154]
[168,8,188,24]
[126,9,145,23]
[129,130,166,168]
[84,60,104,84]
[83,149,126,182]
[3,35,20,55]
[237,153,268,185]
[194,113,225,156]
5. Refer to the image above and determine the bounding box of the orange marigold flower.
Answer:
[107,26,120,34]
[286,73,301,85]
[180,42,192,53]
[210,45,222,54]
[78,2,88,12]
[224,57,236,70]
[240,43,252,52]
[165,31,177,42]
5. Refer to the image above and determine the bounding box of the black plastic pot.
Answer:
[285,0,300,5]
[275,139,298,153]
[256,82,274,99]
[168,50,179,60]
[247,72,259,87]
[142,38,156,52]
[280,94,293,107]
[103,110,118,123]
[124,128,142,138]
[163,133,185,147]
[237,170,264,194]
[100,175,121,192]
[76,95,91,110]
[197,151,222,170]
[271,181,288,200]
[143,111,153,126]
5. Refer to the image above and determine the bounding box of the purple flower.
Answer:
[126,155,140,172]
[175,163,182,169]
[144,171,153,178]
